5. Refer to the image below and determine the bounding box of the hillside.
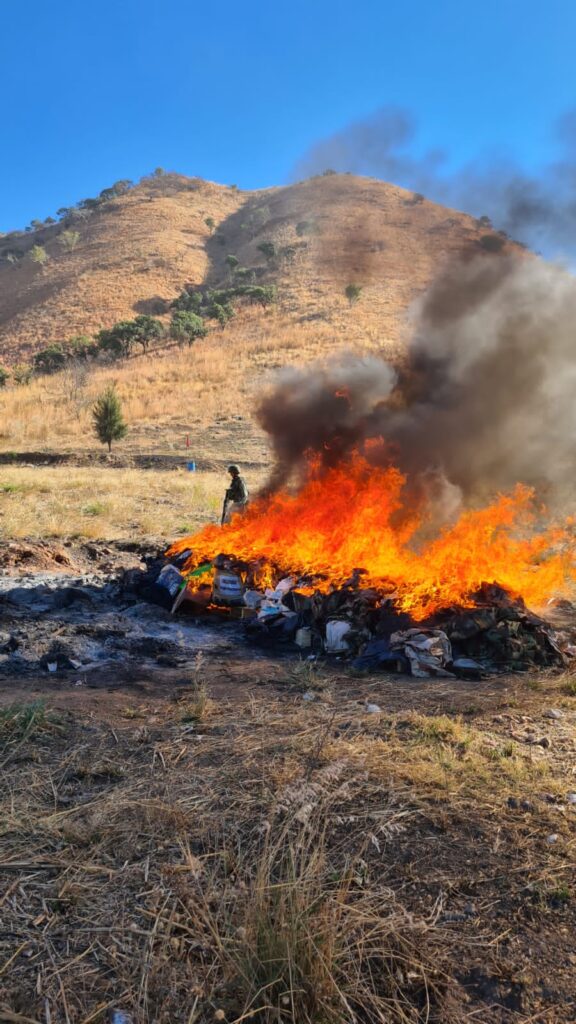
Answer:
[0,172,507,362]
[0,173,520,461]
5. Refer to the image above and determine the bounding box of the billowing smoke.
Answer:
[293,107,576,258]
[256,252,576,517]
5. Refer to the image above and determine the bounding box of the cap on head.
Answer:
[228,464,240,474]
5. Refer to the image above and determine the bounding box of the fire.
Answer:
[167,454,575,619]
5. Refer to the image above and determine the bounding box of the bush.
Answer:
[0,367,8,387]
[12,364,32,386]
[66,335,99,360]
[344,283,362,306]
[478,234,505,253]
[29,245,49,266]
[204,216,215,234]
[33,345,67,375]
[242,285,276,307]
[225,254,239,274]
[92,385,127,451]
[170,311,207,345]
[296,220,314,236]
[59,229,81,251]
[257,241,276,262]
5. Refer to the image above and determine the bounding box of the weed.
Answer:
[179,653,210,721]
[0,700,50,741]
[191,818,446,1024]
[562,678,576,696]
[81,501,107,516]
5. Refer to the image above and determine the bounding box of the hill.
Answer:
[0,172,510,362]
[0,173,519,461]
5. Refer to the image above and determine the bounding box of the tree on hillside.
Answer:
[344,283,362,306]
[204,217,215,234]
[59,229,81,251]
[56,207,71,220]
[92,386,127,452]
[29,245,49,266]
[170,310,207,346]
[132,315,164,353]
[97,321,139,360]
[112,179,133,195]
[225,254,239,275]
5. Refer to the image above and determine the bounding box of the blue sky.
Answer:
[1,0,574,231]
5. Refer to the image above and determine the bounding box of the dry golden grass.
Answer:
[0,465,268,539]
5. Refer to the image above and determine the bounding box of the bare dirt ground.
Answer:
[1,540,576,1023]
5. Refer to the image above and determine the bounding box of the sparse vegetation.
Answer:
[92,384,128,451]
[204,216,215,233]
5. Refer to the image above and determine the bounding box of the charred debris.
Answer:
[134,549,576,678]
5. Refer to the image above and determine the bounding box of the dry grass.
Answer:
[0,313,377,455]
[1,669,574,1022]
[0,464,263,539]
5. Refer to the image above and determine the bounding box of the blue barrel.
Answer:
[186,461,196,472]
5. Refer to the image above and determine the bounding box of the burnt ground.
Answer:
[0,541,575,1023]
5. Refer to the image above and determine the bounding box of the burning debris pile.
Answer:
[161,252,576,676]
[161,454,576,676]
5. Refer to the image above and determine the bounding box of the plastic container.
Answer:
[295,627,312,649]
[186,461,196,472]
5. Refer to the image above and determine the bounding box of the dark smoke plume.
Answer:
[293,107,576,257]
[256,253,576,515]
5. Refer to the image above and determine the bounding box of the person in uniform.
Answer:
[222,464,249,523]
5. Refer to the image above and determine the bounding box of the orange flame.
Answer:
[168,454,575,619]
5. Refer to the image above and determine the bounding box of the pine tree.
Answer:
[92,386,127,452]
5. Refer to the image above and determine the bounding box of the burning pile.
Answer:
[165,454,575,675]
[165,253,576,675]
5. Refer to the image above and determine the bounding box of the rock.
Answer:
[543,709,563,720]
[520,800,534,811]
[507,797,519,809]
[365,702,382,713]
[567,792,576,805]
[546,833,559,844]
[537,736,552,748]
